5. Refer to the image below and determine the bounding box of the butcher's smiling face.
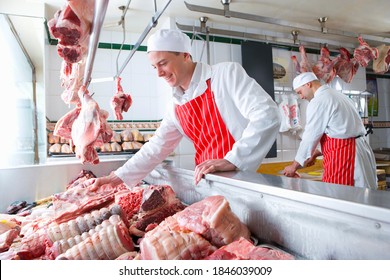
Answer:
[148,51,193,91]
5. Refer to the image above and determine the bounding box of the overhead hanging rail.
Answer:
[83,0,110,90]
[176,22,356,52]
[116,0,172,78]
[184,0,390,45]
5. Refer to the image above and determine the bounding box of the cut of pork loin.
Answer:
[17,206,122,260]
[139,195,250,260]
[204,237,295,260]
[175,195,251,247]
[139,216,216,260]
[111,77,132,120]
[56,220,134,260]
[47,214,123,259]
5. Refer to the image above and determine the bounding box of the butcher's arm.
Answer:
[283,161,302,178]
[114,116,183,187]
[87,171,123,191]
[194,159,236,185]
[223,63,281,171]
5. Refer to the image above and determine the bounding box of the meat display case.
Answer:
[144,160,390,260]
[1,156,389,259]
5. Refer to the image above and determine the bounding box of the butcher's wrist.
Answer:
[107,172,123,185]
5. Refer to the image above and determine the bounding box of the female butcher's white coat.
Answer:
[295,85,377,188]
[115,62,281,187]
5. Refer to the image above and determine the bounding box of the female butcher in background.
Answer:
[283,72,377,189]
[84,29,280,189]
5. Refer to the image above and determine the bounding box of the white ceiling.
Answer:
[2,0,390,72]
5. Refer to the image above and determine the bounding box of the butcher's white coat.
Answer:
[295,85,377,189]
[115,62,280,187]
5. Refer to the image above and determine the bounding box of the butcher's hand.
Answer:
[194,159,237,185]
[83,172,123,191]
[283,161,301,178]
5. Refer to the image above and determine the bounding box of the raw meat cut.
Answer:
[353,36,378,67]
[48,0,93,63]
[71,86,113,164]
[373,44,390,74]
[0,229,20,253]
[47,214,123,259]
[17,206,122,259]
[139,195,251,260]
[56,219,134,260]
[334,48,360,83]
[60,61,85,105]
[128,185,185,237]
[52,181,126,225]
[111,77,133,120]
[66,169,96,190]
[312,46,337,84]
[54,106,82,140]
[204,237,295,260]
[175,195,251,247]
[139,216,216,260]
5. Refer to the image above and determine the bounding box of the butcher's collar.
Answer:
[172,63,211,102]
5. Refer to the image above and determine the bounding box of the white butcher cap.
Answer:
[293,72,318,90]
[147,29,192,54]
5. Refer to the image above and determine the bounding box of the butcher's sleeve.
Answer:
[114,114,183,187]
[223,63,281,171]
[294,100,328,166]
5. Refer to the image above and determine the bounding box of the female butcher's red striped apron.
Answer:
[320,134,356,186]
[175,79,235,165]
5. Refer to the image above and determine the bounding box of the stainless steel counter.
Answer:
[2,154,389,259]
[145,161,390,260]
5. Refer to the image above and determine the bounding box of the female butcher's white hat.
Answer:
[293,72,318,90]
[147,29,192,54]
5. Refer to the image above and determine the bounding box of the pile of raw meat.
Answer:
[0,170,294,260]
[48,0,132,164]
[292,36,388,84]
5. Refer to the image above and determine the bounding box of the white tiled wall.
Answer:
[45,19,370,161]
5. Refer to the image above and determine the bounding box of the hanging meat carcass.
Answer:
[111,77,133,120]
[353,36,379,68]
[48,0,94,64]
[334,47,360,83]
[291,45,313,74]
[71,86,113,164]
[312,46,337,84]
[373,44,390,74]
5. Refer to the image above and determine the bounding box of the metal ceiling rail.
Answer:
[184,1,390,45]
[116,0,172,77]
[176,22,356,52]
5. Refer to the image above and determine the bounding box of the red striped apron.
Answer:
[175,79,235,165]
[320,134,356,186]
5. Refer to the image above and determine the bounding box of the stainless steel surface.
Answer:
[145,163,390,259]
[83,0,109,89]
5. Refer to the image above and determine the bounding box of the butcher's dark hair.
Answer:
[169,51,192,60]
